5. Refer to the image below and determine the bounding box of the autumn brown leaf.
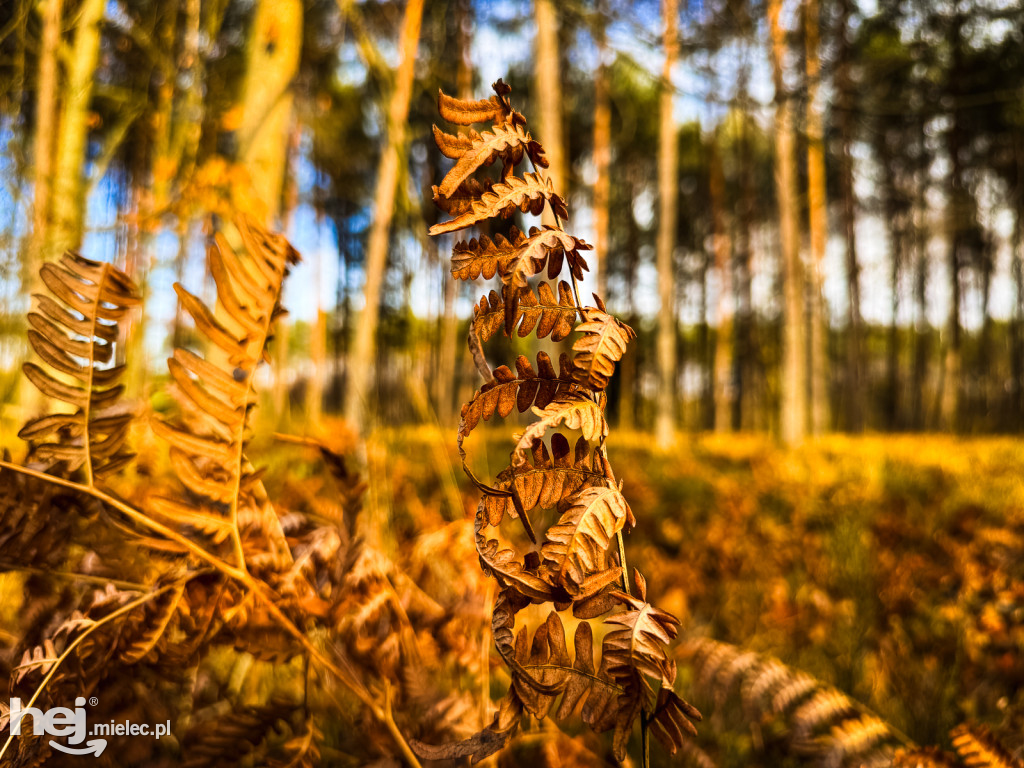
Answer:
[472,281,577,343]
[541,485,632,594]
[438,123,548,197]
[19,251,140,480]
[429,172,568,236]
[437,86,509,126]
[483,434,610,527]
[431,123,481,159]
[572,306,636,390]
[513,395,609,468]
[451,227,527,281]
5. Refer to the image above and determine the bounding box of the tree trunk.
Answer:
[233,0,302,426]
[19,0,62,415]
[837,0,862,432]
[804,0,828,435]
[619,187,641,431]
[434,0,473,425]
[237,0,302,223]
[342,0,425,433]
[941,8,965,432]
[592,0,612,299]
[655,0,679,448]
[1012,208,1024,429]
[710,132,734,432]
[769,0,806,445]
[29,0,60,271]
[48,0,104,261]
[736,67,757,432]
[533,0,566,226]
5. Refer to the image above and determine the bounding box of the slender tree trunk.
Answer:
[837,0,862,432]
[710,133,734,432]
[233,0,302,426]
[804,0,828,435]
[343,0,425,433]
[48,0,104,261]
[150,4,178,215]
[941,8,965,432]
[619,186,641,431]
[912,209,929,430]
[887,202,902,431]
[979,248,993,430]
[592,0,612,299]
[1012,207,1024,429]
[769,0,806,445]
[533,0,566,229]
[237,0,302,223]
[655,0,679,448]
[737,67,757,431]
[911,106,931,430]
[309,233,327,425]
[19,0,62,414]
[29,0,60,269]
[435,0,473,425]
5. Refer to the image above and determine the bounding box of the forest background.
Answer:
[0,0,1023,766]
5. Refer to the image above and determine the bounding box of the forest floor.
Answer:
[2,428,1021,765]
[387,428,1024,763]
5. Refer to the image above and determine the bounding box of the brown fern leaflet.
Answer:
[19,252,140,481]
[150,216,298,569]
[413,79,697,764]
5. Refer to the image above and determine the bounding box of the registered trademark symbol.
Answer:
[88,697,98,706]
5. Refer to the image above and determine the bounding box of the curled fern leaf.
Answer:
[437,82,511,126]
[19,251,140,480]
[951,724,1023,768]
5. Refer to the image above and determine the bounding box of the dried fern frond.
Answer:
[181,698,300,768]
[952,724,1024,768]
[150,216,298,568]
[19,251,140,481]
[459,352,577,451]
[433,177,494,217]
[894,747,964,767]
[419,76,698,764]
[682,638,907,767]
[437,80,512,126]
[0,470,75,572]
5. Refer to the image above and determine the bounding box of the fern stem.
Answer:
[0,583,176,762]
[613,500,653,768]
[80,262,110,489]
[0,561,150,591]
[616,529,631,594]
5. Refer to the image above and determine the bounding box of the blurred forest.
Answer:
[1,0,1023,439]
[1,1,1024,767]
